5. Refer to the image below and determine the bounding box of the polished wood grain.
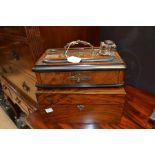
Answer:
[40,104,123,124]
[27,85,155,129]
[39,70,124,85]
[37,87,126,106]
[36,87,126,124]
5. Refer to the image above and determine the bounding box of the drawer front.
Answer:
[37,93,125,106]
[40,104,123,123]
[38,70,124,87]
[4,67,37,102]
[1,78,32,115]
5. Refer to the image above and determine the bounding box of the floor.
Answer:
[0,107,17,129]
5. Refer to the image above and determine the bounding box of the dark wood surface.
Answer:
[27,85,155,129]
[39,26,100,49]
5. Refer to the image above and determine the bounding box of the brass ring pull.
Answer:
[64,40,94,58]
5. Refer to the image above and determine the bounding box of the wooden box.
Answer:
[33,41,127,125]
[33,47,126,88]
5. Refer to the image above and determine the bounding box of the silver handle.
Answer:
[64,40,94,58]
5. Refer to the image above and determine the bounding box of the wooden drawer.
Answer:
[1,77,36,115]
[4,66,37,102]
[40,104,123,123]
[37,87,126,123]
[37,70,124,87]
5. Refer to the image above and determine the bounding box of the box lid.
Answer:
[33,47,126,72]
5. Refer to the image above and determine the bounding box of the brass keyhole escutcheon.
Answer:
[77,105,85,111]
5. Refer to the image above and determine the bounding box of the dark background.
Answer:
[100,26,155,94]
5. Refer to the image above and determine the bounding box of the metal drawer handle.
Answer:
[22,81,30,92]
[68,73,91,83]
[77,105,85,111]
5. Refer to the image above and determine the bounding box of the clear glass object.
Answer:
[99,40,116,56]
